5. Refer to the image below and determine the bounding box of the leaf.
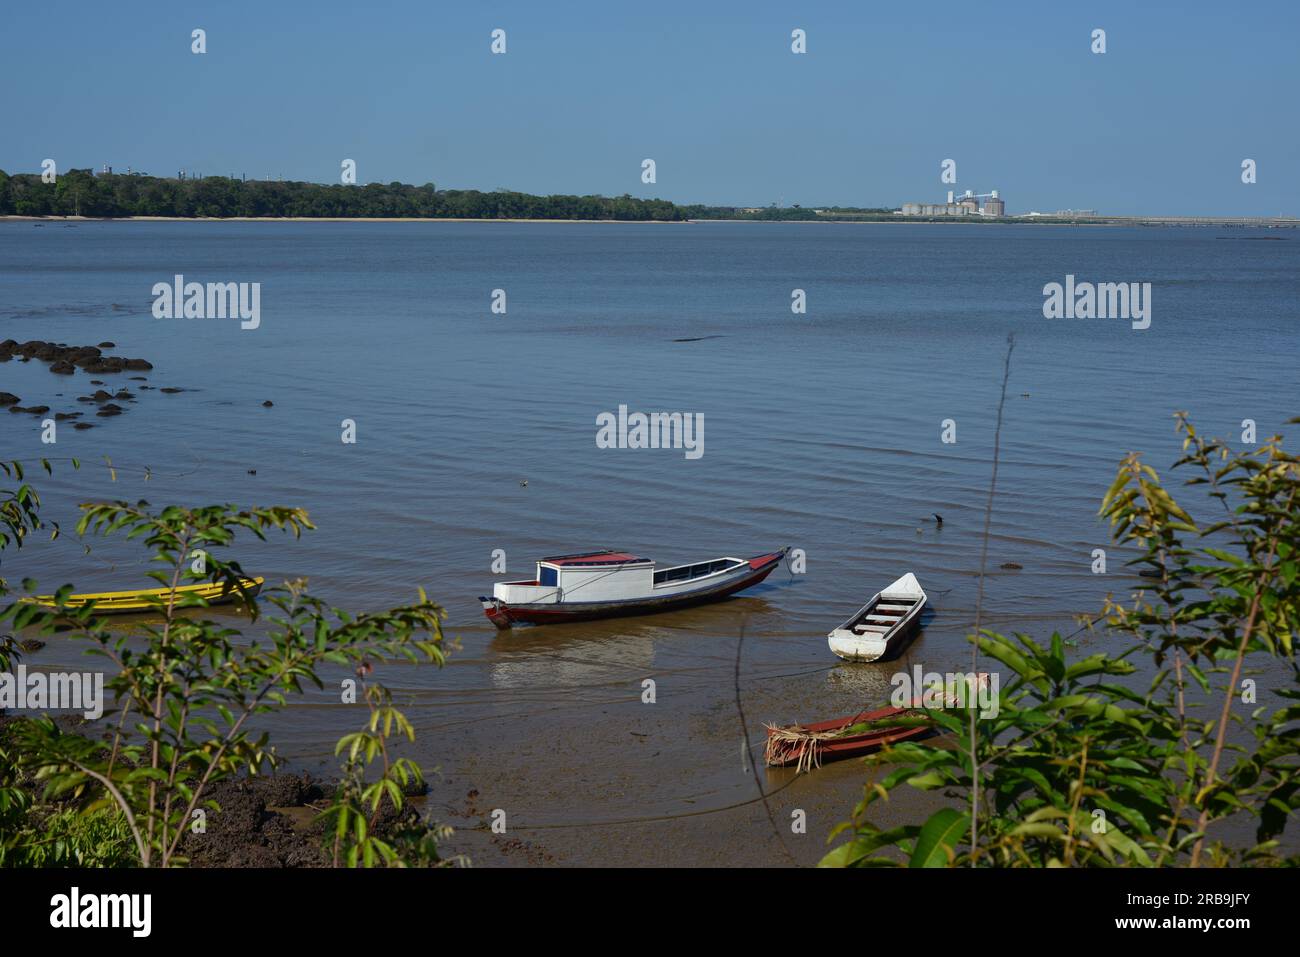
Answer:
[908,809,969,868]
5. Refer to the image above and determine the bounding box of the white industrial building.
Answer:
[898,189,1005,217]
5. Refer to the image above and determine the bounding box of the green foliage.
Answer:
[0,458,77,601]
[824,414,1300,867]
[0,169,686,221]
[321,683,460,868]
[1,799,136,867]
[1,494,455,868]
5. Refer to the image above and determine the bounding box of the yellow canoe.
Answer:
[25,577,264,615]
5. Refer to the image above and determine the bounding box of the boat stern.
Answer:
[827,629,887,662]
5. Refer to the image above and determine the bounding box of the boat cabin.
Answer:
[494,551,655,605]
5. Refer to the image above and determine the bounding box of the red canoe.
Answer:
[764,705,933,771]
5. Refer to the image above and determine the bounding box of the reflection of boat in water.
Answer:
[821,663,899,701]
[489,631,657,691]
[486,595,782,691]
[827,573,926,662]
[479,548,788,628]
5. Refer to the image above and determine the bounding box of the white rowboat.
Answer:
[827,572,927,662]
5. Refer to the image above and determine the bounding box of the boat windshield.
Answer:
[654,558,737,585]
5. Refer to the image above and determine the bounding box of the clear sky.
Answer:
[3,0,1296,216]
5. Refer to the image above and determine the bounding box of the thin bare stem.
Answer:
[969,333,1015,863]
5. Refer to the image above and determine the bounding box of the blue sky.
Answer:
[3,0,1296,215]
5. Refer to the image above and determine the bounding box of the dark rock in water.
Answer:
[19,638,45,653]
[18,341,158,387]
[1000,562,1023,570]
[129,376,147,381]
[92,390,112,401]
[25,406,50,415]
[114,390,134,400]
[401,776,429,798]
[0,392,19,406]
[262,400,273,407]
[138,385,154,390]
[160,387,184,394]
[89,380,105,385]
[73,422,94,430]
[54,412,82,420]
[96,404,124,417]
[8,406,25,414]
[76,395,97,402]
[247,469,257,475]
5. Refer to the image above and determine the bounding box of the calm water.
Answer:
[2,221,1297,865]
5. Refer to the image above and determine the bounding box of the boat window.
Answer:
[540,566,558,586]
[655,560,741,585]
[655,566,689,584]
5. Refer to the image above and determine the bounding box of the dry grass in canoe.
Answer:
[763,706,933,773]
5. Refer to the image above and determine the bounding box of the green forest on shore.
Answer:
[0,168,895,222]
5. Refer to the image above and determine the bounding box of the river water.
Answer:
[2,220,1296,865]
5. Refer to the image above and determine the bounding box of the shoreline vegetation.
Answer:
[4,169,1291,226]
[0,477,461,868]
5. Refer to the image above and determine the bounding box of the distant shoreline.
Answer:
[3,214,1296,228]
[0,214,689,224]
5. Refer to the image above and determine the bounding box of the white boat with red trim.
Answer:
[479,547,788,629]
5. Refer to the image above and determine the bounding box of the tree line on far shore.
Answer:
[0,168,894,222]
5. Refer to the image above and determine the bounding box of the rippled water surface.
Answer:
[2,220,1296,864]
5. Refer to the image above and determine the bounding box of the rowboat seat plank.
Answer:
[855,625,892,634]
[876,603,912,612]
